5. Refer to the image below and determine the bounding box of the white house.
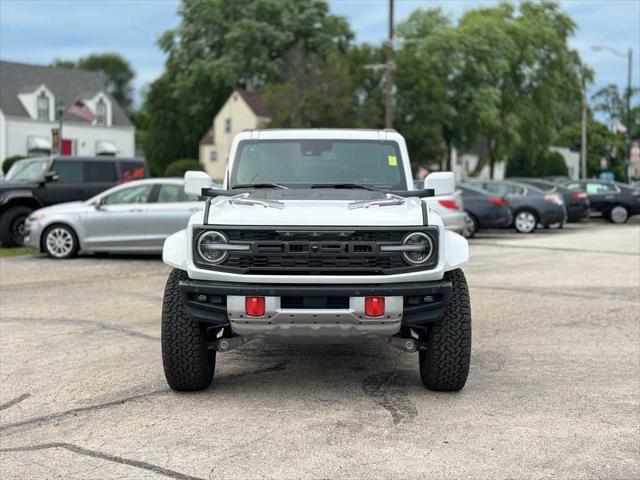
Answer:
[0,60,135,169]
[199,89,270,181]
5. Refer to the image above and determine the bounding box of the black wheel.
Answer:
[608,205,629,224]
[462,212,478,239]
[419,268,471,391]
[42,224,79,259]
[0,206,33,247]
[514,209,538,233]
[162,269,215,391]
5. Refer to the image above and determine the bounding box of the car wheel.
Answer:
[419,268,471,391]
[609,205,629,224]
[462,212,477,239]
[514,210,538,233]
[162,269,216,391]
[0,206,33,247]
[42,224,79,259]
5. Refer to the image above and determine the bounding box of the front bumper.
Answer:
[22,219,44,250]
[179,279,451,338]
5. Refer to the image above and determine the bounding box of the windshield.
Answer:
[230,140,406,190]
[5,159,49,182]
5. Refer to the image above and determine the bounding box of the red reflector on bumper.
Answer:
[245,296,265,317]
[365,296,385,317]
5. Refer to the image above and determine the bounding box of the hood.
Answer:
[37,201,88,215]
[206,190,425,226]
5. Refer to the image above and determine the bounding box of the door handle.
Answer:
[189,207,201,212]
[130,208,144,213]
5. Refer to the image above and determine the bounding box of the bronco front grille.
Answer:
[193,226,438,275]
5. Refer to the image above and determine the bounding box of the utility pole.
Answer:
[625,48,633,183]
[384,0,395,129]
[581,77,588,179]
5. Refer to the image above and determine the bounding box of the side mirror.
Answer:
[184,171,213,196]
[95,197,106,210]
[424,172,455,196]
[43,171,59,183]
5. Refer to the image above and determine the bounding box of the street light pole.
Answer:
[581,78,588,179]
[625,48,633,183]
[384,0,395,129]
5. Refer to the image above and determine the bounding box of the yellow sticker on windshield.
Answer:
[388,155,398,166]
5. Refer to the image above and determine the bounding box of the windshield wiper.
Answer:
[231,183,288,190]
[310,183,376,191]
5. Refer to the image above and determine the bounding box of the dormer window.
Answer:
[37,91,49,121]
[96,98,107,126]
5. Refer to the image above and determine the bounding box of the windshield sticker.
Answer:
[387,155,398,166]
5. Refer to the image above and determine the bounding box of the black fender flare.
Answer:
[0,190,43,212]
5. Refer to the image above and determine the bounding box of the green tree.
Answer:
[558,118,625,179]
[52,53,135,113]
[164,159,202,177]
[395,8,462,170]
[143,0,352,175]
[455,1,582,178]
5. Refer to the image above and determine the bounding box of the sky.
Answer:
[1,0,638,107]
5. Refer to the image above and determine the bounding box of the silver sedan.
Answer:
[24,178,202,258]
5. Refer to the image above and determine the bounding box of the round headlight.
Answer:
[401,232,434,265]
[197,231,229,264]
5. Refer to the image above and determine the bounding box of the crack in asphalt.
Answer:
[362,370,418,425]
[0,442,206,480]
[0,388,170,433]
[0,316,159,341]
[471,242,639,256]
[0,394,31,412]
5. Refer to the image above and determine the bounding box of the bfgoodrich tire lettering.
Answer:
[419,268,471,391]
[162,269,215,391]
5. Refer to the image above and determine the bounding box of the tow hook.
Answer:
[209,335,260,352]
[388,336,423,353]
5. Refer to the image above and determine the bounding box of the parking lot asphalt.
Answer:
[1,219,639,480]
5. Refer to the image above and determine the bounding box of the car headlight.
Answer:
[196,231,229,264]
[28,212,45,222]
[401,232,434,265]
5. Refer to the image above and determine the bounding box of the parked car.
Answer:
[563,179,640,224]
[0,155,147,247]
[24,178,201,258]
[462,180,566,233]
[508,177,589,222]
[457,184,512,238]
[414,179,466,234]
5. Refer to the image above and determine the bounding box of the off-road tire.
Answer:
[0,206,33,247]
[162,269,215,391]
[419,268,471,391]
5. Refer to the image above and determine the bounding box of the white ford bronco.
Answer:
[162,129,471,392]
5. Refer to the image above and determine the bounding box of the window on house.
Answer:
[96,98,107,126]
[37,92,49,121]
[209,150,218,162]
[224,118,231,133]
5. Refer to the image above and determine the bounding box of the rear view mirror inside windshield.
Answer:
[300,140,334,156]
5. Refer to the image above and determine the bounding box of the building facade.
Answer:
[199,89,270,181]
[0,61,135,168]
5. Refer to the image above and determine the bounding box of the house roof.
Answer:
[200,126,214,145]
[0,60,132,126]
[236,89,270,117]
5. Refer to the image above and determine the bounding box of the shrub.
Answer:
[164,159,202,177]
[2,155,27,174]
